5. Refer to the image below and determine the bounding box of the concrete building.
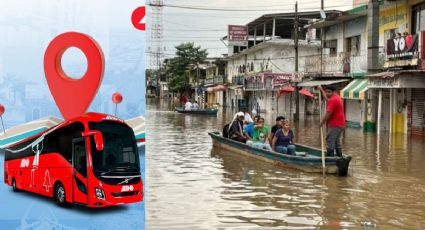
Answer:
[204,58,227,107]
[307,0,425,136]
[224,11,341,118]
[306,5,374,129]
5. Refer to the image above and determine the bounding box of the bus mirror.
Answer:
[82,131,104,151]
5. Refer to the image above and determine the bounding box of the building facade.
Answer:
[224,11,341,118]
[308,0,425,136]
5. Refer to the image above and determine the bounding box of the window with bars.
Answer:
[325,39,338,56]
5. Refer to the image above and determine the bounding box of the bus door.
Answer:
[72,138,88,205]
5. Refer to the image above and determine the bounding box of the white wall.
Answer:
[227,40,320,78]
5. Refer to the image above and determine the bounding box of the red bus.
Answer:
[4,112,143,208]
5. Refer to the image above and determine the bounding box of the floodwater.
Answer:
[146,99,425,230]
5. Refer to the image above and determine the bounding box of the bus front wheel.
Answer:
[12,178,19,192]
[54,182,68,207]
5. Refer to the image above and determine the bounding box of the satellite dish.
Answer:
[320,9,326,19]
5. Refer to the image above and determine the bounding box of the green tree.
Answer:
[167,42,208,94]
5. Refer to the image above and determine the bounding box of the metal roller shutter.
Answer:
[412,89,425,136]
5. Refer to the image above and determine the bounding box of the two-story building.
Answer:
[307,0,425,136]
[204,58,227,107]
[225,11,341,118]
[305,4,373,130]
[186,58,227,108]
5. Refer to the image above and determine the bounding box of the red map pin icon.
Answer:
[131,6,146,31]
[44,32,104,120]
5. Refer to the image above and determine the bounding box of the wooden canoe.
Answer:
[208,132,351,176]
[175,107,218,115]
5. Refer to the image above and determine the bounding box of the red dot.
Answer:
[112,92,123,104]
[0,104,4,116]
[131,6,146,31]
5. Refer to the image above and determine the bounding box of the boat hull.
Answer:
[209,132,351,176]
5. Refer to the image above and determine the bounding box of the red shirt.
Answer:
[326,93,346,128]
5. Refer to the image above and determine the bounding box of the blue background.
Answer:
[0,1,146,229]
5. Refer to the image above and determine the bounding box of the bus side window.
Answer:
[42,122,84,164]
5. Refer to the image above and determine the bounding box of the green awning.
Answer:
[340,79,368,100]
[349,71,367,78]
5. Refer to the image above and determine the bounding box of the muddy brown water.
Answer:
[146,99,425,229]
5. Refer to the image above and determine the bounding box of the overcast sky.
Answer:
[147,0,353,67]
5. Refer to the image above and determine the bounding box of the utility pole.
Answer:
[320,0,324,77]
[150,0,164,98]
[367,0,380,133]
[294,1,300,121]
[196,62,200,108]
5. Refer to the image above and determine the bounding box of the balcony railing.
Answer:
[205,78,214,85]
[232,75,244,85]
[245,80,264,90]
[305,52,386,76]
[214,75,224,84]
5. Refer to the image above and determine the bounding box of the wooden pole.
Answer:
[377,89,382,136]
[319,89,326,175]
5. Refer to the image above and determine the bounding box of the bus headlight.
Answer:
[95,187,105,199]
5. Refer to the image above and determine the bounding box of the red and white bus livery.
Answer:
[4,112,143,208]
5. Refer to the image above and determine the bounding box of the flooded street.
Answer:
[146,99,425,229]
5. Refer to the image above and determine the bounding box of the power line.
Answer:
[162,19,224,30]
[147,39,222,42]
[149,3,291,11]
[149,2,351,12]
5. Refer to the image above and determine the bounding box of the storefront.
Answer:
[227,85,244,110]
[368,71,425,135]
[340,79,369,128]
[411,88,425,136]
[244,72,295,115]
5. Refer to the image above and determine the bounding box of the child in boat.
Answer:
[272,120,296,155]
[247,117,272,151]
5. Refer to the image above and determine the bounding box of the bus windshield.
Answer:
[89,121,140,176]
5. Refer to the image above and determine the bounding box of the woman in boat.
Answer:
[247,117,272,150]
[228,112,248,143]
[272,120,296,155]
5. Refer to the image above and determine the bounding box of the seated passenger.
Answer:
[244,115,260,139]
[268,116,285,144]
[272,120,296,155]
[192,101,200,110]
[184,100,192,110]
[247,117,272,151]
[228,112,248,143]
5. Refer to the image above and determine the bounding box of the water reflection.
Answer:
[146,99,425,229]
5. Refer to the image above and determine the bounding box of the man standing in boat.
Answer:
[318,85,346,157]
